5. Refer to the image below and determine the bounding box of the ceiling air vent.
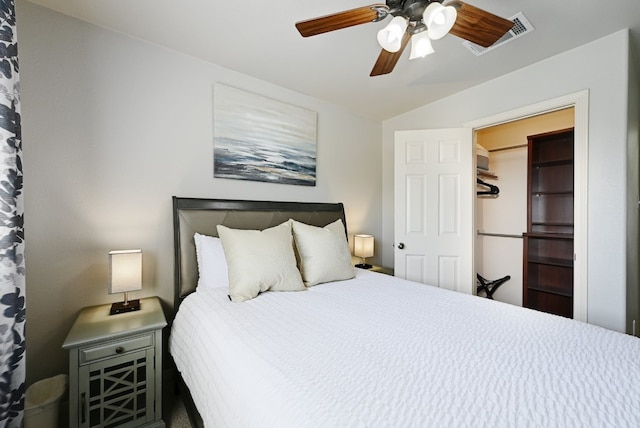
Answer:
[463,12,534,56]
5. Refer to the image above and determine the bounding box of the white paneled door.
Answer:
[394,129,474,294]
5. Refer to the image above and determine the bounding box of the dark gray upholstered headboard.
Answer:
[172,197,347,310]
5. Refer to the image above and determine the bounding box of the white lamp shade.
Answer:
[109,250,142,294]
[354,235,374,258]
[409,31,435,60]
[423,2,457,40]
[377,16,409,52]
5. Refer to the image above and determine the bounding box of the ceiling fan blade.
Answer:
[370,31,411,77]
[446,1,514,48]
[295,4,388,37]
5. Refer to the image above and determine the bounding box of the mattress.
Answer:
[170,269,640,427]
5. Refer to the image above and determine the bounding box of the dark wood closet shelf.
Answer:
[527,256,573,268]
[524,232,573,240]
[523,128,575,319]
[531,191,574,196]
[532,159,573,168]
[527,284,573,298]
[530,222,574,228]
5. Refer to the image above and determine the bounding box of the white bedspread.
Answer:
[170,270,640,427]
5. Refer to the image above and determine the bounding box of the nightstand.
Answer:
[63,297,167,428]
[359,265,394,276]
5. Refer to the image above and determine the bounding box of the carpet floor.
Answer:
[53,370,193,427]
[164,372,193,427]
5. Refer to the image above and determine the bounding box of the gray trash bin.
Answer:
[24,374,67,428]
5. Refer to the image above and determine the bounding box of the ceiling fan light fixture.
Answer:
[409,31,435,60]
[423,2,457,40]
[295,0,515,77]
[377,16,409,52]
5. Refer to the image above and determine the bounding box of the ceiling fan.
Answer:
[295,0,514,77]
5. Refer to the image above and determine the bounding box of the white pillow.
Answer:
[194,233,229,289]
[217,222,305,302]
[290,219,355,287]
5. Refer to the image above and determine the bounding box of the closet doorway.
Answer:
[474,108,575,309]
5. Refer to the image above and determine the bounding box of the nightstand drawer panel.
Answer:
[80,333,153,365]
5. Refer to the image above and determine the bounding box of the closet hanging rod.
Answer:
[488,143,528,153]
[477,231,523,239]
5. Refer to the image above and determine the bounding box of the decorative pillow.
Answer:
[290,219,355,287]
[217,222,305,302]
[194,233,228,289]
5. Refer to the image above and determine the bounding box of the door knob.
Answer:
[397,242,405,249]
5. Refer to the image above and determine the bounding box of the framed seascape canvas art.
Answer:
[213,83,317,186]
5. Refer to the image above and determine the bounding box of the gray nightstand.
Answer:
[63,297,167,428]
[358,265,394,276]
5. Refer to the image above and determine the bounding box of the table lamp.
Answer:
[109,249,142,315]
[354,234,374,269]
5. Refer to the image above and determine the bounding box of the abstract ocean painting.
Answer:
[213,84,317,186]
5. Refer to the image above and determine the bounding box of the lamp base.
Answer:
[355,263,373,269]
[110,299,141,315]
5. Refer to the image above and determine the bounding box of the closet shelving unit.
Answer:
[523,128,574,318]
[477,169,498,180]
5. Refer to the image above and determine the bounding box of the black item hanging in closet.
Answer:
[477,178,499,196]
[476,273,511,299]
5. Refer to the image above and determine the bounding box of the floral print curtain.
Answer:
[0,0,25,426]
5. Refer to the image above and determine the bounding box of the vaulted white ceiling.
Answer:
[23,0,640,120]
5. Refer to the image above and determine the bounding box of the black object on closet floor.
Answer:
[476,273,511,299]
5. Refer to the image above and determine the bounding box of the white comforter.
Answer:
[170,269,640,427]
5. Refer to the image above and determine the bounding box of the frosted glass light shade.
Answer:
[354,235,374,258]
[109,249,142,294]
[377,16,409,52]
[409,31,435,60]
[423,2,457,40]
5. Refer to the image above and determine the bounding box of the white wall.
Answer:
[476,148,528,306]
[17,1,382,385]
[382,30,631,333]
[626,39,640,335]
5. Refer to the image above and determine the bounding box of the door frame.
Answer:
[464,90,589,322]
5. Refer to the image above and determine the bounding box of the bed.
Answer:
[170,196,640,427]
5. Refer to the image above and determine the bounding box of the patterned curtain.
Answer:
[0,0,25,426]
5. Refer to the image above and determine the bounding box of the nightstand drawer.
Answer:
[80,333,153,365]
